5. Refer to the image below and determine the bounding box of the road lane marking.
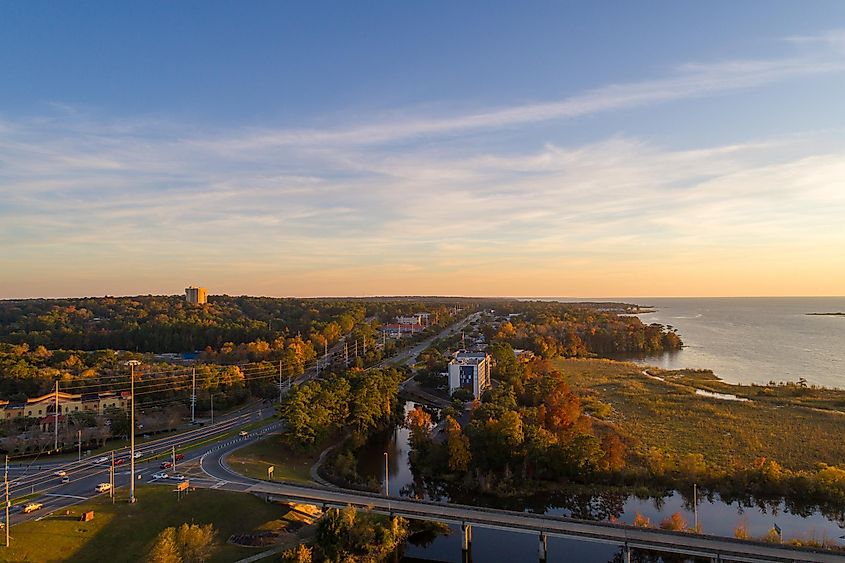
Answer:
[45,493,87,500]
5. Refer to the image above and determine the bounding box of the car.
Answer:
[174,453,184,461]
[61,476,70,484]
[152,472,169,480]
[53,470,67,477]
[22,502,43,514]
[238,431,248,437]
[168,474,186,481]
[95,483,111,493]
[160,461,172,469]
[133,452,143,459]
[93,456,109,464]
[114,458,125,466]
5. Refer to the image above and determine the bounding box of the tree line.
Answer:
[485,301,682,358]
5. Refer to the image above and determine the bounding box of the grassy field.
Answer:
[0,485,312,563]
[226,434,322,484]
[554,358,845,471]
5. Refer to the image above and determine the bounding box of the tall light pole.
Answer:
[126,359,141,504]
[383,451,389,497]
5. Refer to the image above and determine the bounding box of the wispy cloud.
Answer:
[2,30,845,297]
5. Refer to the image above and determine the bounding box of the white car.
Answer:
[238,431,248,437]
[133,452,143,459]
[168,474,186,481]
[53,470,67,477]
[93,456,109,464]
[152,472,168,480]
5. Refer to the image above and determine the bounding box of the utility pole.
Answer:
[190,368,196,423]
[344,342,348,366]
[210,393,214,425]
[4,455,9,548]
[278,360,283,403]
[110,451,115,504]
[77,429,82,461]
[54,380,59,452]
[172,445,177,473]
[126,359,140,504]
[383,451,389,496]
[693,483,699,532]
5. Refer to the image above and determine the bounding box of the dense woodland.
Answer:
[0,295,472,353]
[485,300,682,357]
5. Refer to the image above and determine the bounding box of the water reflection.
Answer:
[353,402,845,562]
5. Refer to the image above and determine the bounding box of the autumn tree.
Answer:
[445,415,471,472]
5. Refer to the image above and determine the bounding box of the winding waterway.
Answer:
[356,403,845,562]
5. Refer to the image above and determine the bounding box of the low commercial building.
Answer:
[447,351,492,399]
[0,391,131,420]
[381,323,424,338]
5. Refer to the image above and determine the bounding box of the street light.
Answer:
[383,451,389,497]
[125,359,141,504]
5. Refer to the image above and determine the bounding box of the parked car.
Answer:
[152,472,168,480]
[95,483,111,493]
[23,503,43,514]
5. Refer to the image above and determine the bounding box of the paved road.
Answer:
[4,405,275,526]
[192,433,844,563]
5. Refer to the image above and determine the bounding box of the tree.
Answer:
[405,406,433,452]
[599,433,626,472]
[445,415,471,472]
[659,512,688,532]
[176,523,216,562]
[281,544,313,563]
[149,527,182,563]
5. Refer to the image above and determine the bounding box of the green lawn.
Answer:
[554,358,845,471]
[227,435,323,484]
[0,485,299,563]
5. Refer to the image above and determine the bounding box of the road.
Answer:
[4,405,276,527]
[1,311,478,528]
[194,435,843,563]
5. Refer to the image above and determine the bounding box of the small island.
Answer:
[806,312,845,316]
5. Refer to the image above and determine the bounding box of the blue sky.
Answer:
[2,2,845,297]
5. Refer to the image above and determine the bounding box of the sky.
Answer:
[1,1,845,298]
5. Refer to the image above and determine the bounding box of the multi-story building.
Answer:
[185,286,208,305]
[447,351,492,399]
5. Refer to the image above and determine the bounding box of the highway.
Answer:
[0,311,478,528]
[3,404,275,527]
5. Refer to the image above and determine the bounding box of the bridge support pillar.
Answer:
[461,522,472,562]
[538,532,548,562]
[623,543,631,563]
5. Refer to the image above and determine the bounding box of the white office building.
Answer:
[447,351,492,399]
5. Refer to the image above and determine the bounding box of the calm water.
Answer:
[358,403,845,563]
[623,297,845,389]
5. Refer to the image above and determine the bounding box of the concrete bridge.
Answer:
[245,480,844,563]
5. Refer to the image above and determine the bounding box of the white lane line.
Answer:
[45,493,88,500]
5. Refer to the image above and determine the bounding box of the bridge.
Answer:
[240,480,844,563]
